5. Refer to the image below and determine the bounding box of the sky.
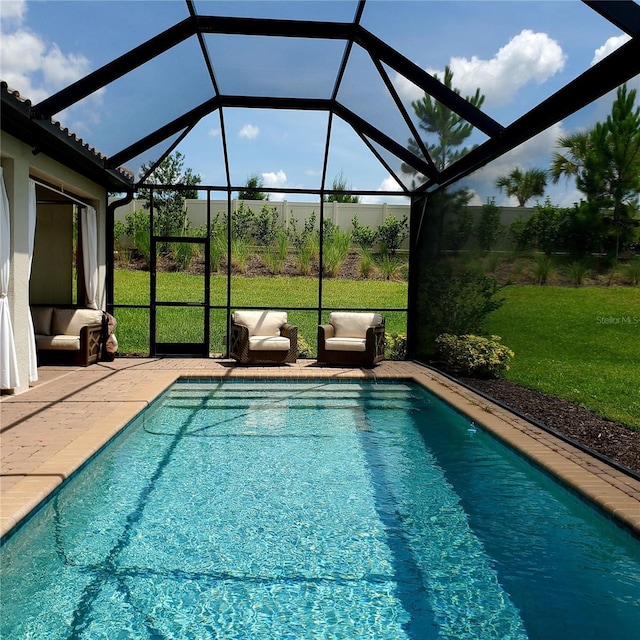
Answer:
[1,0,638,206]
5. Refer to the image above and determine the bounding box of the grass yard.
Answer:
[484,286,640,429]
[113,269,408,356]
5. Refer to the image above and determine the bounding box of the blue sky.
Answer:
[1,0,638,205]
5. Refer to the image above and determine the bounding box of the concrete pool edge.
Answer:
[1,358,639,540]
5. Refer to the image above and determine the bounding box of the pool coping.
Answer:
[1,358,639,541]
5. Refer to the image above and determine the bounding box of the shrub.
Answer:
[376,214,409,257]
[254,204,280,246]
[297,335,312,358]
[509,216,533,252]
[385,333,407,360]
[444,207,474,252]
[476,197,503,253]
[526,198,564,255]
[351,215,377,249]
[417,263,505,341]
[232,201,255,241]
[435,333,514,378]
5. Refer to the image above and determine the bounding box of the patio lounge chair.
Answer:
[230,310,297,364]
[317,311,385,367]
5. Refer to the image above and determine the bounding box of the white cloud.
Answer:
[395,30,565,109]
[592,34,631,66]
[239,124,259,140]
[449,30,565,107]
[0,3,104,137]
[360,174,407,204]
[0,28,48,101]
[0,0,91,104]
[379,175,403,191]
[40,44,91,88]
[208,127,221,137]
[0,0,27,25]
[262,169,287,188]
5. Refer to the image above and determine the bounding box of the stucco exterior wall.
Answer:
[1,132,108,393]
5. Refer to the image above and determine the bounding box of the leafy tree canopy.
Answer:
[324,171,359,203]
[138,151,201,237]
[238,174,268,201]
[550,84,640,257]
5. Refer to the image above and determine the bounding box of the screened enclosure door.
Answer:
[151,237,210,357]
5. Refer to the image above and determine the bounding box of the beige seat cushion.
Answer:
[329,312,382,339]
[325,337,367,352]
[31,306,53,335]
[52,308,103,337]
[234,310,287,337]
[36,335,81,351]
[248,336,291,351]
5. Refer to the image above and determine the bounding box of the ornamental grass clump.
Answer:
[435,333,514,378]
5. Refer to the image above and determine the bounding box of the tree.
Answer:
[324,171,359,203]
[496,167,547,206]
[551,84,640,258]
[138,151,201,237]
[402,67,484,256]
[238,174,267,201]
[404,65,485,178]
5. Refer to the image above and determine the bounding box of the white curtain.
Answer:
[81,205,98,309]
[0,167,20,389]
[27,179,38,382]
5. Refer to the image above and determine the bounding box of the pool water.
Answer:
[1,380,639,639]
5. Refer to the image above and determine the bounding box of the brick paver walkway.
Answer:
[2,358,639,539]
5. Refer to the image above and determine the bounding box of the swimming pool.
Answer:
[1,380,639,639]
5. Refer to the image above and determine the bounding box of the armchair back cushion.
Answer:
[233,310,287,337]
[329,312,383,338]
[32,306,54,335]
[52,308,104,337]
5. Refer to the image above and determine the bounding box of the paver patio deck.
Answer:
[2,358,639,540]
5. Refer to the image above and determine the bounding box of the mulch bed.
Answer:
[458,376,640,476]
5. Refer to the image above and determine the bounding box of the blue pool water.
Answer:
[1,380,639,639]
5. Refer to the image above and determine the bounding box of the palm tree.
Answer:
[495,167,547,206]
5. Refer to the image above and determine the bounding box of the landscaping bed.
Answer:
[461,376,640,476]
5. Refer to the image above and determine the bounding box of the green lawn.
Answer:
[113,269,408,355]
[484,286,640,429]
